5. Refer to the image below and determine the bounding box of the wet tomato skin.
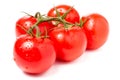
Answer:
[49,26,87,61]
[82,13,109,50]
[13,35,56,74]
[47,4,80,24]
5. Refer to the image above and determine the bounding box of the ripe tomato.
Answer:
[49,26,87,61]
[16,16,54,37]
[47,4,80,24]
[82,13,109,50]
[13,35,56,74]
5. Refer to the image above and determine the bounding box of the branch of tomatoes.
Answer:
[14,4,109,74]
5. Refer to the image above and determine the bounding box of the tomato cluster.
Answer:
[13,4,109,74]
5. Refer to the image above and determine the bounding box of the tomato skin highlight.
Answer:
[13,35,56,74]
[47,4,80,24]
[82,13,109,50]
[49,26,87,61]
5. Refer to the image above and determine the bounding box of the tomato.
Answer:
[13,35,56,74]
[16,16,54,37]
[47,4,80,24]
[49,26,87,61]
[82,13,109,50]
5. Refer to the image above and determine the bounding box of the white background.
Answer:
[0,0,120,80]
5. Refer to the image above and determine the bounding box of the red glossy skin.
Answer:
[82,13,109,50]
[16,16,54,37]
[47,5,80,24]
[13,35,56,74]
[49,26,87,61]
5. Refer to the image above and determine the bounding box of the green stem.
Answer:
[44,26,49,38]
[61,6,73,19]
[35,12,41,19]
[35,26,41,38]
[28,16,73,34]
[54,6,61,17]
[27,17,42,33]
[79,18,88,27]
[79,19,84,27]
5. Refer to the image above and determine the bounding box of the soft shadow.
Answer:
[23,64,59,77]
[85,47,102,52]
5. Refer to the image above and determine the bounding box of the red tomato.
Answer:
[13,35,56,74]
[49,26,87,61]
[47,4,80,24]
[16,16,54,37]
[82,13,109,50]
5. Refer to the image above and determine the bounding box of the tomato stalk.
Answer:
[18,6,82,37]
[43,27,49,38]
[27,6,74,33]
[35,26,41,38]
[28,12,74,32]
[18,11,82,37]
[26,6,80,36]
[35,12,42,19]
[77,18,88,27]
[22,11,33,17]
